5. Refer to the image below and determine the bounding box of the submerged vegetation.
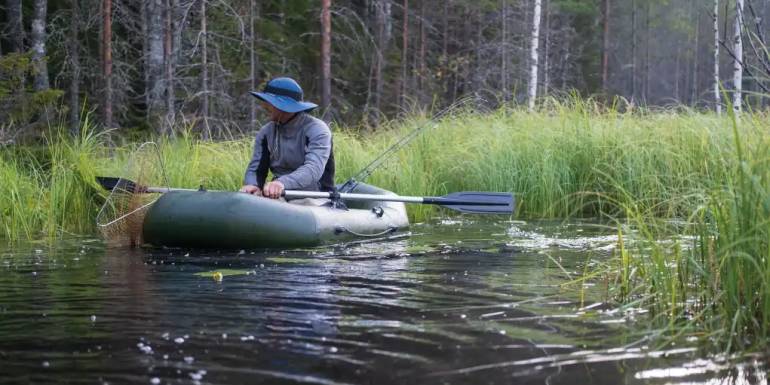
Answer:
[2,99,770,351]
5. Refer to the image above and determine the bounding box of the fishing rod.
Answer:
[338,96,479,193]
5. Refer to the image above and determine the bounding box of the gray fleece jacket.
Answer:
[243,113,334,191]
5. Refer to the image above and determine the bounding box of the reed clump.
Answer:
[1,103,764,239]
[593,107,770,351]
[2,102,770,349]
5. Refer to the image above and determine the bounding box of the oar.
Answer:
[96,176,514,214]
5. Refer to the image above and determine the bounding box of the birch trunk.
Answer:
[543,0,551,95]
[321,0,332,115]
[527,0,542,111]
[732,0,744,114]
[31,0,49,91]
[713,0,721,114]
[631,0,637,101]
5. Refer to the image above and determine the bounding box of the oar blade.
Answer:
[96,176,139,193]
[439,192,515,214]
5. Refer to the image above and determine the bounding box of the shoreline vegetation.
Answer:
[2,100,770,352]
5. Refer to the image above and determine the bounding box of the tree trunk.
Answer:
[765,0,769,108]
[442,0,449,98]
[474,5,483,94]
[321,0,332,115]
[675,44,681,102]
[543,0,551,95]
[279,0,287,72]
[419,0,426,99]
[601,0,609,93]
[249,0,258,130]
[172,0,182,87]
[501,0,507,100]
[713,0,721,114]
[733,0,744,114]
[140,0,149,120]
[7,0,23,53]
[31,0,49,91]
[400,0,408,109]
[147,0,165,128]
[644,1,650,103]
[691,1,699,106]
[102,0,113,129]
[200,0,210,139]
[69,0,81,135]
[373,0,391,125]
[163,0,176,135]
[527,0,542,111]
[631,0,637,101]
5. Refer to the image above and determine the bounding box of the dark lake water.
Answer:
[0,219,766,384]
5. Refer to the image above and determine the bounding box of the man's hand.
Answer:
[240,184,262,195]
[262,181,285,199]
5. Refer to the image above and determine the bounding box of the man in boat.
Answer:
[240,77,335,201]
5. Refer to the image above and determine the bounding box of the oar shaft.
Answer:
[144,188,508,207]
[142,187,428,204]
[283,190,424,203]
[97,177,513,213]
[146,187,198,193]
[135,187,425,203]
[285,191,509,207]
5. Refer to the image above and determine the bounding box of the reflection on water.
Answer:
[0,220,765,384]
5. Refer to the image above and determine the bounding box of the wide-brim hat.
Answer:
[250,77,317,113]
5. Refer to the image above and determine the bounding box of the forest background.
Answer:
[1,0,769,142]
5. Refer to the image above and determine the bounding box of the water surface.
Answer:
[0,219,765,384]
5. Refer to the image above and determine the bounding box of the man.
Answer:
[240,77,335,200]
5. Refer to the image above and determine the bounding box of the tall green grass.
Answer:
[2,101,765,239]
[589,106,770,352]
[3,100,770,349]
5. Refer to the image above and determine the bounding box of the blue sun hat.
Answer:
[250,77,318,113]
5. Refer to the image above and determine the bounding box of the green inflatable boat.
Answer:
[142,183,409,249]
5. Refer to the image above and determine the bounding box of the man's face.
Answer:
[261,101,297,124]
[260,101,283,122]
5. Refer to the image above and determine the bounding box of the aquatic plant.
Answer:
[593,105,770,352]
[1,102,765,239]
[3,101,770,351]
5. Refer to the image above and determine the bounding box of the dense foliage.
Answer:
[1,0,768,139]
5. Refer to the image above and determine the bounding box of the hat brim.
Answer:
[250,92,318,113]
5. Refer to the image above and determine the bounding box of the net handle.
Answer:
[95,141,171,227]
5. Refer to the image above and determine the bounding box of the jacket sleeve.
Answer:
[275,122,332,190]
[243,125,271,188]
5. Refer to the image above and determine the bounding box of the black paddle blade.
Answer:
[96,176,143,193]
[430,192,515,214]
